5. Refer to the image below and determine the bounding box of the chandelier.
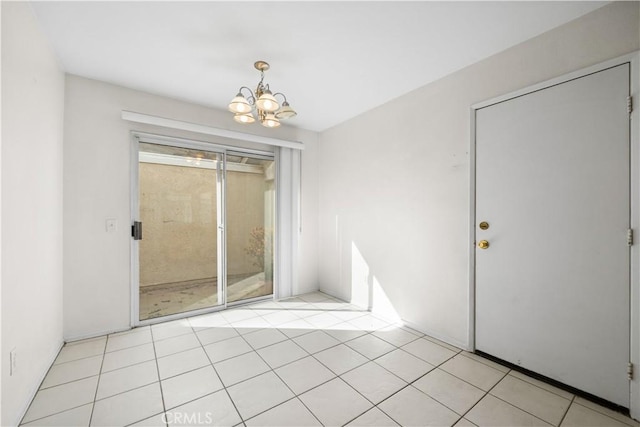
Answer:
[228,61,297,128]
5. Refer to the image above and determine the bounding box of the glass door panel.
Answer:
[226,154,275,303]
[138,142,223,320]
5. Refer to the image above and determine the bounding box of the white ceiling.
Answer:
[30,1,607,132]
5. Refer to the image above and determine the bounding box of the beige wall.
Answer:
[2,3,65,425]
[139,164,268,286]
[227,169,271,277]
[317,1,640,349]
[139,163,217,286]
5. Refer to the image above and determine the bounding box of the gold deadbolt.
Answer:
[479,221,489,230]
[478,240,490,249]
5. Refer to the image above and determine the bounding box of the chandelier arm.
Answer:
[273,92,288,103]
[238,86,257,105]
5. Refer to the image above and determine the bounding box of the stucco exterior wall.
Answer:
[139,164,268,286]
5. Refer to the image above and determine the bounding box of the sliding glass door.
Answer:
[137,143,224,320]
[226,153,275,304]
[133,139,275,323]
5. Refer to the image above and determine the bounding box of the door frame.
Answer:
[468,52,640,417]
[129,132,277,327]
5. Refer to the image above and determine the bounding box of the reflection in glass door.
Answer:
[226,154,275,303]
[137,143,224,320]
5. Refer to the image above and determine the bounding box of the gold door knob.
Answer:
[478,240,490,249]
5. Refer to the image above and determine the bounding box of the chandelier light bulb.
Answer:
[256,90,279,113]
[228,93,252,114]
[234,113,255,124]
[261,113,280,128]
[275,101,297,119]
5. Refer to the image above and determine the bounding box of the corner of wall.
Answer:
[1,2,65,425]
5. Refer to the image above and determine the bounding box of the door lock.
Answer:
[479,221,489,230]
[478,240,490,249]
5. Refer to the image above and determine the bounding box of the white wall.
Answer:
[63,75,319,340]
[317,1,640,348]
[1,3,65,426]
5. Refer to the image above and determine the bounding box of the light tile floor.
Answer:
[21,292,640,427]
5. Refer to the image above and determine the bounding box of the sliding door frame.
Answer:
[130,132,276,327]
[225,150,279,308]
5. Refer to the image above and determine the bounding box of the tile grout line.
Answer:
[193,319,247,425]
[270,367,335,422]
[20,402,94,426]
[42,340,158,390]
[99,354,154,375]
[19,340,104,426]
[217,313,450,425]
[148,325,169,427]
[352,384,411,426]
[360,348,466,426]
[430,353,516,399]
[101,338,153,357]
[474,365,577,426]
[51,348,107,366]
[37,370,103,392]
[487,392,558,426]
[87,334,109,426]
[338,367,420,427]
[162,300,300,421]
[30,328,205,414]
[457,366,574,426]
[231,324,321,423]
[570,398,636,426]
[90,380,163,405]
[458,351,510,372]
[309,334,400,380]
[305,330,416,426]
[202,294,340,425]
[370,355,427,388]
[228,313,383,424]
[504,370,576,401]
[161,390,223,414]
[558,395,576,426]
[456,368,509,425]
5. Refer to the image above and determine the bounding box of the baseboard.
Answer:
[318,286,348,302]
[399,319,469,350]
[64,326,131,343]
[15,339,64,426]
[316,288,470,351]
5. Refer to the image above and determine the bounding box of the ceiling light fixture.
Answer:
[228,61,297,128]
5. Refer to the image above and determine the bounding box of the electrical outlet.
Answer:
[10,348,17,376]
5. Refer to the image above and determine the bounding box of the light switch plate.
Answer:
[10,348,16,376]
[106,219,117,233]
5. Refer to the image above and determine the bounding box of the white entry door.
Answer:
[475,63,631,407]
